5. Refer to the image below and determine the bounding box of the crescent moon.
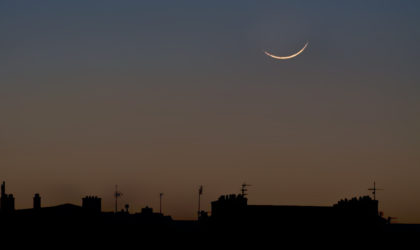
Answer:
[264,42,308,60]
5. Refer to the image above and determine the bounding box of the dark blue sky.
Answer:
[1,1,420,222]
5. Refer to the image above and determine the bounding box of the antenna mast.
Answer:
[198,185,203,219]
[114,185,123,213]
[368,181,383,200]
[159,192,164,214]
[241,183,251,197]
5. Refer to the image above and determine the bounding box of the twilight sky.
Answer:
[1,0,420,222]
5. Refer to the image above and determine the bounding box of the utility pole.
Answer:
[159,192,164,214]
[368,181,383,200]
[114,185,123,213]
[198,185,203,219]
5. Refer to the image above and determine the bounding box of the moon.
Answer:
[264,42,308,60]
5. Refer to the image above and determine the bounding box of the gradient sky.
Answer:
[1,0,420,222]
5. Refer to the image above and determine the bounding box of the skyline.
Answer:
[1,1,420,223]
[0,180,399,221]
[0,179,385,217]
[0,180,396,242]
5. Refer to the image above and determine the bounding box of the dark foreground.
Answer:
[0,210,418,247]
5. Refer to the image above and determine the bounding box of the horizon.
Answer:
[0,180,404,222]
[1,1,420,223]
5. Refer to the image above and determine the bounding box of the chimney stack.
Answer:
[33,193,41,210]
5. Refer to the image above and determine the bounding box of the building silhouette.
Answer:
[210,192,385,233]
[82,196,102,213]
[141,206,153,215]
[0,181,15,212]
[135,206,172,222]
[334,195,379,215]
[1,180,415,240]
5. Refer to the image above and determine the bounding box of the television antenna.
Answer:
[159,192,164,214]
[241,183,252,197]
[198,185,203,219]
[114,185,123,213]
[368,181,383,200]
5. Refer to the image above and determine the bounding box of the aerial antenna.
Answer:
[114,185,123,213]
[368,181,383,200]
[241,183,252,197]
[198,185,203,219]
[159,192,164,214]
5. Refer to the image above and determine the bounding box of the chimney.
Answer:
[33,193,41,209]
[1,181,5,197]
